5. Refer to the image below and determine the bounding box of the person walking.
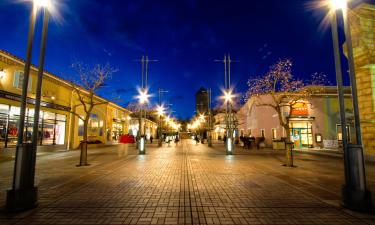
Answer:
[175,135,179,146]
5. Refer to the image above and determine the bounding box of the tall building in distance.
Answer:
[195,87,209,115]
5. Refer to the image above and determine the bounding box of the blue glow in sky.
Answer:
[0,0,369,118]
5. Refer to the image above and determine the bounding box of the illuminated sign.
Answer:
[291,102,308,116]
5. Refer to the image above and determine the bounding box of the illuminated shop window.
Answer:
[0,104,67,148]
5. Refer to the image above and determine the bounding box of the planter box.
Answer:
[273,140,286,150]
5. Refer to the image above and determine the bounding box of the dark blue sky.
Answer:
[0,0,370,119]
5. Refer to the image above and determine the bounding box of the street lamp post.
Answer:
[158,88,168,147]
[157,103,165,147]
[137,55,156,154]
[329,0,372,211]
[31,4,49,176]
[217,54,237,155]
[138,89,149,154]
[6,0,51,212]
[207,88,213,147]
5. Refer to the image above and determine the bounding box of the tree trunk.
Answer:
[79,117,89,166]
[284,125,294,167]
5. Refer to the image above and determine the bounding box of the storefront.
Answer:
[290,120,314,148]
[0,49,152,150]
[112,120,124,141]
[0,103,68,148]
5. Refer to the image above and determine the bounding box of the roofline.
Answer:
[240,85,353,111]
[0,49,132,114]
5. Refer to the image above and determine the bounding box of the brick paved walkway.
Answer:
[1,141,375,224]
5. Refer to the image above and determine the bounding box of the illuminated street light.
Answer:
[137,88,150,104]
[223,89,234,103]
[329,0,348,11]
[34,0,52,9]
[325,0,373,211]
[217,54,237,155]
[156,104,165,116]
[7,0,53,212]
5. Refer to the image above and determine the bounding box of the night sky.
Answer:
[0,0,371,119]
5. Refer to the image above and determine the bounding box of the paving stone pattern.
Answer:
[1,141,375,224]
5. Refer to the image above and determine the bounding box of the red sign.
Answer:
[291,102,308,116]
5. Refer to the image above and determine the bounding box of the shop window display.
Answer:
[0,104,67,149]
[88,114,99,136]
[0,104,9,148]
[55,114,66,145]
[112,123,123,141]
[78,114,103,138]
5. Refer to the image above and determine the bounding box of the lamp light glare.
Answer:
[329,0,348,11]
[34,0,52,8]
[157,105,165,116]
[137,89,150,104]
[223,90,234,103]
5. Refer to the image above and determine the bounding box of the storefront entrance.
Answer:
[290,121,313,149]
[112,122,123,141]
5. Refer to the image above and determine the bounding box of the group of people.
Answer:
[162,134,180,146]
[222,134,257,149]
[240,135,256,149]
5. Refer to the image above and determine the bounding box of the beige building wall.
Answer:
[238,90,354,149]
[349,3,375,154]
[0,50,136,150]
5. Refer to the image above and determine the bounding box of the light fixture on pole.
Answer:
[327,0,373,211]
[216,54,238,155]
[157,104,165,117]
[34,0,52,9]
[136,55,156,154]
[221,88,234,155]
[138,88,150,105]
[223,90,234,104]
[329,0,348,11]
[6,0,52,212]
[137,88,150,154]
[158,88,168,147]
[208,88,213,147]
[156,104,165,146]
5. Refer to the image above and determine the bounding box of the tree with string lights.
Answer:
[245,59,327,167]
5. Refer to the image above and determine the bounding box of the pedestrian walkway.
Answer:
[1,141,375,224]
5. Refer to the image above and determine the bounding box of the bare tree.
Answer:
[245,59,326,167]
[70,62,117,166]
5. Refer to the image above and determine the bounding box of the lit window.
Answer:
[272,128,277,139]
[13,71,32,91]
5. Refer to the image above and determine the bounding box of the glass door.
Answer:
[292,129,302,148]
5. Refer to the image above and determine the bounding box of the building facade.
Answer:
[0,50,143,150]
[237,87,355,150]
[129,118,157,140]
[196,87,209,115]
[348,3,375,155]
[212,112,238,140]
